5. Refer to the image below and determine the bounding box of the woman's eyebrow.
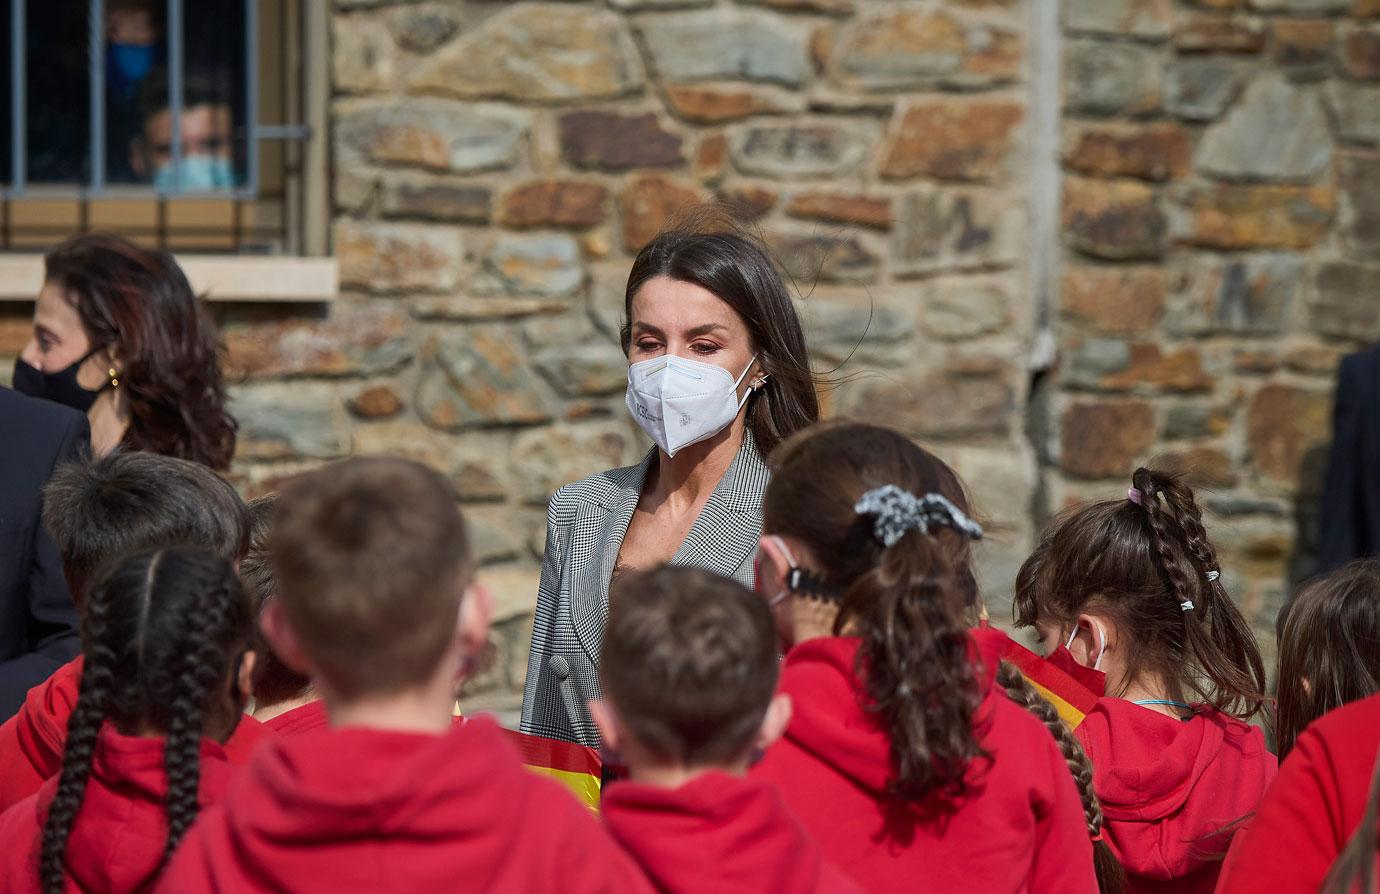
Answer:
[630,321,665,336]
[685,323,729,337]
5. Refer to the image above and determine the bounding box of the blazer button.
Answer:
[548,655,571,680]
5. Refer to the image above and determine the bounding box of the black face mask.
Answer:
[12,347,112,413]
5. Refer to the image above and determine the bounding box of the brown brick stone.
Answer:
[1285,344,1343,376]
[786,192,892,229]
[879,99,1024,182]
[846,373,1014,440]
[499,181,608,229]
[225,306,413,379]
[1312,262,1380,341]
[559,111,684,172]
[1062,266,1166,333]
[830,8,1020,90]
[1234,350,1281,374]
[1174,14,1266,54]
[335,221,463,294]
[1160,446,1238,488]
[693,133,730,184]
[1063,122,1192,182]
[1168,182,1335,250]
[1063,176,1165,260]
[1344,27,1380,79]
[1273,19,1334,69]
[719,186,778,220]
[348,384,405,420]
[1357,0,1380,15]
[1061,400,1156,479]
[1090,343,1213,393]
[664,86,796,124]
[619,176,709,252]
[1247,384,1331,481]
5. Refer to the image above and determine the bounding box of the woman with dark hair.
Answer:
[14,232,236,470]
[521,216,820,748]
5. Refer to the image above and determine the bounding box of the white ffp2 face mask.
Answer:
[625,354,758,458]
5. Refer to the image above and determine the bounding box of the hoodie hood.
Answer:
[30,725,232,893]
[603,772,843,893]
[260,699,329,738]
[14,656,83,782]
[1075,698,1276,881]
[777,633,1003,797]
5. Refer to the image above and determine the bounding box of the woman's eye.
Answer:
[691,342,720,355]
[635,340,660,352]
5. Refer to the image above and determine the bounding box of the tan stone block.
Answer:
[719,185,778,221]
[1061,266,1166,334]
[224,306,412,379]
[1168,182,1335,250]
[1159,446,1238,488]
[1343,26,1380,79]
[1247,384,1331,482]
[1060,400,1156,479]
[693,133,731,185]
[879,99,1024,182]
[786,192,892,229]
[1174,14,1266,54]
[498,181,609,230]
[347,384,405,420]
[619,176,710,253]
[1101,344,1213,393]
[1063,176,1165,260]
[664,85,803,124]
[1063,122,1192,182]
[1272,19,1335,67]
[335,221,463,294]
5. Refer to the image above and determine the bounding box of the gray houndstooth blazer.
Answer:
[519,432,769,748]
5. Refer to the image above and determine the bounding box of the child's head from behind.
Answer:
[1276,559,1380,758]
[758,421,986,801]
[268,457,480,702]
[43,451,250,604]
[42,546,254,888]
[595,566,787,777]
[239,494,314,709]
[1014,467,1265,718]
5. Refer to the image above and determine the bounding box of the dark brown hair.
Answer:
[621,214,820,456]
[271,457,473,700]
[40,546,252,893]
[45,232,237,470]
[763,421,983,801]
[1276,559,1380,758]
[600,565,779,766]
[1014,467,1266,719]
[997,662,1125,893]
[240,494,314,708]
[43,451,249,602]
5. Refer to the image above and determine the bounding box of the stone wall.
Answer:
[1047,0,1380,665]
[221,0,1039,715]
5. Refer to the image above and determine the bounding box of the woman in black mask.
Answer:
[15,233,236,469]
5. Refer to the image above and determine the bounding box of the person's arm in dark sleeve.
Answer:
[0,412,89,718]
[1317,353,1362,575]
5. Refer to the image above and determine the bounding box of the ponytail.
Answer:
[840,534,985,800]
[997,662,1125,894]
[1132,468,1267,718]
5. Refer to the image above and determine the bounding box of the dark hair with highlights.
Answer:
[621,212,820,456]
[39,546,252,894]
[43,451,250,604]
[1014,467,1266,719]
[45,232,237,469]
[600,565,779,767]
[240,494,314,708]
[1276,559,1380,759]
[763,421,983,802]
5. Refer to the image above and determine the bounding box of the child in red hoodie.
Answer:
[0,546,257,893]
[0,452,266,814]
[593,564,859,894]
[1013,467,1275,893]
[159,457,651,894]
[1218,691,1380,892]
[750,423,1097,893]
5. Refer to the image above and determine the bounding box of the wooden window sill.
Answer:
[0,255,338,303]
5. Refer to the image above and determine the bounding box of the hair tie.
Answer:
[1127,487,1144,506]
[1205,570,1220,583]
[1180,600,1195,612]
[854,485,984,548]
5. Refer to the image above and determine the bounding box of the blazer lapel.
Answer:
[671,432,768,582]
[569,451,653,661]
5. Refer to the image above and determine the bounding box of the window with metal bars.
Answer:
[1,0,322,255]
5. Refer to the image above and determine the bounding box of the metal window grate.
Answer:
[1,0,314,254]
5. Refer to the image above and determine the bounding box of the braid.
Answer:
[1132,469,1267,718]
[39,592,119,894]
[997,662,1125,894]
[161,563,239,861]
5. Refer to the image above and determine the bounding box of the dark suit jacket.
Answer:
[520,433,769,747]
[1317,347,1380,575]
[0,387,89,719]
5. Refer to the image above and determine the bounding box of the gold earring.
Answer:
[108,368,119,389]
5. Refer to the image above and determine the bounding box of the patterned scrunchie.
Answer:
[854,485,984,548]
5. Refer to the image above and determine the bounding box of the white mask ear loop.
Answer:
[767,535,797,608]
[732,354,759,410]
[1065,619,1107,672]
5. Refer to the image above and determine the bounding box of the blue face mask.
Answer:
[108,42,157,93]
[153,155,237,192]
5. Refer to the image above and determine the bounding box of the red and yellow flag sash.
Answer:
[999,638,1100,730]
[506,730,603,811]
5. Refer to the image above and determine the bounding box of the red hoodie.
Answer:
[1074,698,1275,893]
[1217,692,1380,893]
[158,715,654,893]
[0,657,268,813]
[602,771,860,893]
[259,700,329,738]
[751,634,1096,893]
[0,724,234,893]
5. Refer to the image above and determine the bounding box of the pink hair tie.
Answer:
[1127,487,1144,506]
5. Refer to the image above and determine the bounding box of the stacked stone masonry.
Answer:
[2,0,1374,714]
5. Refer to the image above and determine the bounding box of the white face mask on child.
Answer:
[624,354,760,458]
